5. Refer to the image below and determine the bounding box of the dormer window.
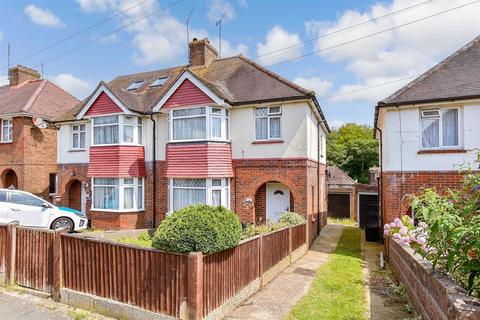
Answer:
[92,115,142,146]
[169,106,229,142]
[149,77,168,87]
[126,80,144,91]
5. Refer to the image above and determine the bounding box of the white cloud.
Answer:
[24,4,64,28]
[77,0,247,65]
[48,74,93,100]
[207,0,236,24]
[293,76,333,97]
[256,26,302,65]
[329,120,345,129]
[307,0,480,103]
[211,38,248,57]
[0,76,8,86]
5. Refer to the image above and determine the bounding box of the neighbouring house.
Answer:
[374,35,480,226]
[0,65,79,200]
[327,166,379,240]
[55,38,330,230]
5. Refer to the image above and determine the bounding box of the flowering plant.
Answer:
[384,215,429,252]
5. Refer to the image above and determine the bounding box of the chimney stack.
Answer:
[8,65,41,86]
[188,38,218,67]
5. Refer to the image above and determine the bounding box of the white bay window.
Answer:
[255,106,281,140]
[421,108,459,149]
[169,178,230,212]
[92,115,142,146]
[92,177,144,211]
[169,107,229,142]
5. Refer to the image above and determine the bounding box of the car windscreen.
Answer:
[9,192,45,207]
[0,191,6,202]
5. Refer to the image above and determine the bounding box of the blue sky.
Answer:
[1,0,480,127]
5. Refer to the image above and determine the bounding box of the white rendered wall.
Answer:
[57,122,90,164]
[380,103,479,171]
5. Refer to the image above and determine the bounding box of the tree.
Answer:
[327,123,379,183]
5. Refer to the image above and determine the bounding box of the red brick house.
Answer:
[374,35,480,225]
[55,38,330,230]
[0,65,79,200]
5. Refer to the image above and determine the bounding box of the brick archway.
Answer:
[1,169,18,189]
[65,179,82,211]
[254,181,295,224]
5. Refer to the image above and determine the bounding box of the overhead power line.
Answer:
[1,0,160,71]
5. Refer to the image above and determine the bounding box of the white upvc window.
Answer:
[92,177,144,212]
[420,108,459,149]
[255,106,281,140]
[1,118,12,143]
[92,115,142,146]
[72,124,86,149]
[169,178,230,212]
[169,106,229,142]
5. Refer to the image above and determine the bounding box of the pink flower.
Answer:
[389,222,396,228]
[409,235,416,242]
[384,229,390,236]
[409,218,414,225]
[419,221,428,229]
[384,224,390,230]
[403,237,411,244]
[399,227,408,236]
[394,218,403,228]
[417,237,426,245]
[392,233,401,240]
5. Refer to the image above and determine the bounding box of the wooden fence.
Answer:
[0,220,318,320]
[62,235,188,318]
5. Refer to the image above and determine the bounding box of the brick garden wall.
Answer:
[382,171,464,224]
[388,238,480,320]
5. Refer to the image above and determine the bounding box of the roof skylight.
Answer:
[126,80,144,90]
[149,77,168,87]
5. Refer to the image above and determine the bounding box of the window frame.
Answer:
[420,107,461,150]
[71,123,86,150]
[168,106,230,143]
[91,115,143,147]
[91,177,144,212]
[0,118,13,143]
[255,106,282,141]
[168,178,230,213]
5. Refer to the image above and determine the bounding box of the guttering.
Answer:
[148,112,157,228]
[317,121,321,235]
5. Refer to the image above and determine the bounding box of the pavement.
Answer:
[227,224,345,320]
[0,288,109,320]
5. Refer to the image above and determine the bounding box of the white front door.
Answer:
[266,183,290,222]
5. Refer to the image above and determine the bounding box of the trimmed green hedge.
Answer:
[151,205,242,254]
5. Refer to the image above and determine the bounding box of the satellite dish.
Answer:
[32,117,47,129]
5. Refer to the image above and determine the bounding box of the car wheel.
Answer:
[51,217,74,232]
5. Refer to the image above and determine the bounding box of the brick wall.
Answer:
[382,171,464,224]
[0,117,58,200]
[388,238,480,319]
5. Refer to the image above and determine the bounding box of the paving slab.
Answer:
[227,224,345,320]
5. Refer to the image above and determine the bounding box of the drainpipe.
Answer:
[374,127,383,241]
[149,113,157,229]
[317,121,321,235]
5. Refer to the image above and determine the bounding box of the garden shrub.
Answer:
[241,220,289,240]
[279,212,306,226]
[385,169,480,297]
[151,205,242,254]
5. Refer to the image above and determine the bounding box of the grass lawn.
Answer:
[327,217,358,226]
[288,227,366,320]
[116,232,153,248]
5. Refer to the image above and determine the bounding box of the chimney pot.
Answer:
[8,65,41,86]
[188,38,218,67]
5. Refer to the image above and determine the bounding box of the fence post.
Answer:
[187,252,203,320]
[259,234,264,287]
[5,222,18,286]
[52,228,67,301]
[288,227,293,264]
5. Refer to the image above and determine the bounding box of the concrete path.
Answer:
[227,224,345,320]
[0,289,109,320]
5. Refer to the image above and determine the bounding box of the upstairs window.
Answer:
[126,80,144,91]
[1,119,12,143]
[421,108,459,149]
[255,106,281,140]
[169,106,229,142]
[72,124,86,149]
[92,115,142,146]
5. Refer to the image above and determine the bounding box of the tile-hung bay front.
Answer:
[55,37,330,230]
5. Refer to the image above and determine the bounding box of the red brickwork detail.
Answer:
[382,171,464,224]
[254,184,266,224]
[0,117,58,200]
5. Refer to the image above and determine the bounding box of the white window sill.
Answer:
[90,208,145,213]
[68,149,86,152]
[90,144,143,147]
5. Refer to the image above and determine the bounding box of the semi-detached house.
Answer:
[374,35,480,225]
[55,38,330,231]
